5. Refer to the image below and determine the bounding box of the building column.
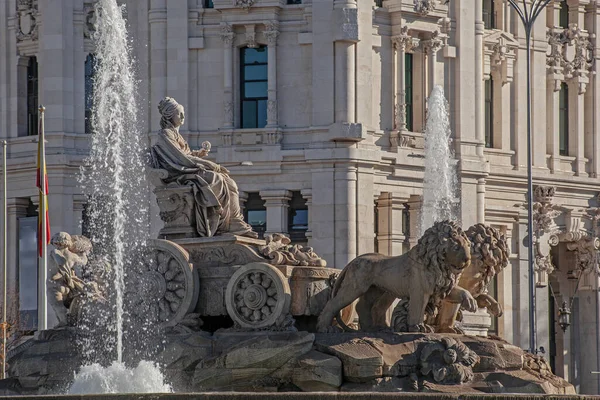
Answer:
[265,22,279,128]
[220,23,235,129]
[474,0,485,157]
[425,32,444,94]
[73,194,86,235]
[5,199,29,298]
[375,193,406,256]
[238,191,248,214]
[476,178,485,224]
[260,189,292,235]
[406,195,421,249]
[334,164,357,268]
[546,78,561,173]
[392,34,407,132]
[149,1,167,116]
[334,41,355,124]
[567,79,586,176]
[300,189,313,246]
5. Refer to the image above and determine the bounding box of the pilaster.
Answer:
[220,23,235,129]
[260,189,292,235]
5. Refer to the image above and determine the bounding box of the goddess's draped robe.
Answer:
[151,127,257,238]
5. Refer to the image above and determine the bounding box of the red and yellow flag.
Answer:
[36,109,50,257]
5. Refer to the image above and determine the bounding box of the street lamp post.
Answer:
[506,0,552,355]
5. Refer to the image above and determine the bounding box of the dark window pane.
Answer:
[247,210,266,228]
[559,83,569,156]
[257,100,267,128]
[205,0,214,8]
[243,47,268,64]
[405,53,413,132]
[244,65,268,81]
[27,57,38,136]
[559,0,568,28]
[485,78,493,148]
[242,101,257,129]
[291,209,308,230]
[483,0,495,29]
[85,54,96,134]
[244,81,268,99]
[287,0,302,3]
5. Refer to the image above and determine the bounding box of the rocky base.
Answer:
[3,329,575,395]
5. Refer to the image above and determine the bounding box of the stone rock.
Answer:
[362,337,418,376]
[341,377,409,392]
[316,337,383,382]
[193,331,314,390]
[292,350,342,391]
[156,331,213,371]
[460,336,523,372]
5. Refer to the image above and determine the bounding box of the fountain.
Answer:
[419,85,459,236]
[0,3,576,398]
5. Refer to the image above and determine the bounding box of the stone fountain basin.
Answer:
[2,329,575,396]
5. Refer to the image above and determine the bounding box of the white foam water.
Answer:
[419,85,459,235]
[68,361,172,394]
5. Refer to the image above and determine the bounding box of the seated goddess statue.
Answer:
[151,97,257,238]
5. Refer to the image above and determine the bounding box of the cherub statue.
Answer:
[48,232,103,327]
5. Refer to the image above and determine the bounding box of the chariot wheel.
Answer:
[225,262,291,329]
[128,239,199,327]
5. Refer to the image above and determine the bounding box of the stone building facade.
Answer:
[1,0,600,394]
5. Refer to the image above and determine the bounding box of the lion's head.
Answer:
[465,223,509,284]
[415,220,471,313]
[416,220,472,275]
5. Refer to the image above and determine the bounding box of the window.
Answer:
[18,216,38,331]
[244,193,266,238]
[27,57,38,136]
[204,0,214,8]
[483,0,495,29]
[559,0,568,29]
[241,46,268,129]
[559,82,569,156]
[373,0,382,6]
[485,78,493,148]
[288,191,308,243]
[405,53,413,132]
[287,0,301,4]
[85,54,97,134]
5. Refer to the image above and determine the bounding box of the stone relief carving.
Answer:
[48,232,107,327]
[234,0,255,10]
[547,24,595,93]
[418,337,480,385]
[83,3,97,39]
[258,233,327,267]
[391,26,420,53]
[16,0,38,42]
[394,90,407,131]
[484,31,519,84]
[532,185,561,287]
[413,0,436,15]
[423,30,445,54]
[245,25,257,48]
[264,21,279,46]
[219,23,235,46]
[224,100,234,127]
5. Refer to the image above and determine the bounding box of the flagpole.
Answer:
[38,106,47,332]
[1,139,6,379]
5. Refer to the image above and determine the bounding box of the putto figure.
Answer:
[151,97,257,238]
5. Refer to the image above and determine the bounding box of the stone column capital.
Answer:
[260,189,292,204]
[264,21,279,46]
[220,23,235,47]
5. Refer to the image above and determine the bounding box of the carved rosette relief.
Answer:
[16,0,38,42]
[413,0,436,15]
[547,24,594,94]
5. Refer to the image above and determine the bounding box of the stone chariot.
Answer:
[135,168,341,331]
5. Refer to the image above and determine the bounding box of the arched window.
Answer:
[85,54,97,134]
[559,82,569,156]
[240,46,268,129]
[27,57,38,136]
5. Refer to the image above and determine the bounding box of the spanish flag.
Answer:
[36,106,50,257]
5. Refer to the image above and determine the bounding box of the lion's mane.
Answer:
[465,223,509,293]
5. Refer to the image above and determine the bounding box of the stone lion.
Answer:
[316,220,478,333]
[429,223,509,333]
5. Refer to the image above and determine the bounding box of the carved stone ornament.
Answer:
[424,30,445,54]
[419,337,480,385]
[258,233,327,267]
[224,100,234,126]
[83,3,97,39]
[531,186,562,287]
[234,0,255,10]
[225,262,292,330]
[394,90,407,131]
[546,24,595,94]
[484,31,519,84]
[127,239,199,328]
[16,0,38,42]
[264,21,279,46]
[566,237,600,278]
[245,25,257,48]
[414,0,436,15]
[219,23,234,46]
[391,26,420,53]
[48,232,107,327]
